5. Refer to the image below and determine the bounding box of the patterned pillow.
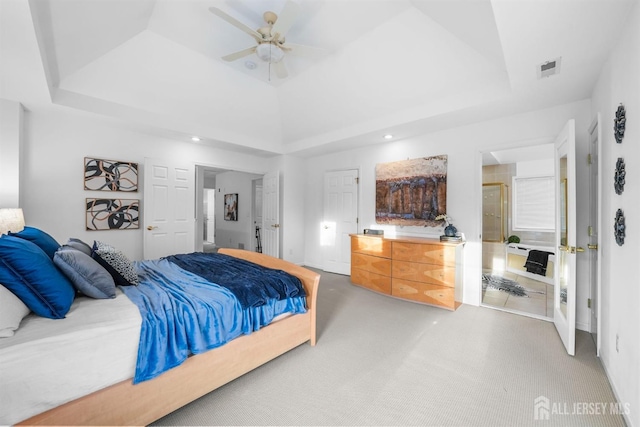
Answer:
[91,241,139,286]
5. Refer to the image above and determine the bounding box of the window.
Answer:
[512,176,555,231]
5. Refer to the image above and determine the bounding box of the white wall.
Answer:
[18,107,278,260]
[281,155,307,265]
[516,158,554,176]
[0,99,23,207]
[304,100,591,313]
[590,2,639,425]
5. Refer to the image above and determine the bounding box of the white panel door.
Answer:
[143,158,195,260]
[323,169,359,275]
[262,171,279,258]
[554,120,577,356]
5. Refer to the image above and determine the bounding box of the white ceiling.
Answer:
[1,0,637,157]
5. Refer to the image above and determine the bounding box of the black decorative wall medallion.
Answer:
[614,158,626,195]
[614,209,625,246]
[614,104,626,144]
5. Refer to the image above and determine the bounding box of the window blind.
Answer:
[512,176,555,231]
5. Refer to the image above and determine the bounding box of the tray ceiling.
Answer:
[1,0,636,156]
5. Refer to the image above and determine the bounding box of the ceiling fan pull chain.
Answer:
[270,43,273,81]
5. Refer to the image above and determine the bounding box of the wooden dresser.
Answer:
[350,234,464,310]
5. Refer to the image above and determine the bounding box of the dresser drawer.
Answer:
[391,279,455,309]
[351,268,392,295]
[392,242,456,267]
[392,260,455,287]
[352,252,391,277]
[351,235,391,258]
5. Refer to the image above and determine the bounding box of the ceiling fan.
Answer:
[209,1,324,79]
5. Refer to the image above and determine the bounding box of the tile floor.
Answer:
[482,269,554,318]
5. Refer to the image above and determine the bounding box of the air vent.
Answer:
[537,57,562,79]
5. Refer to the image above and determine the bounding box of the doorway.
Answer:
[203,188,216,252]
[194,165,264,254]
[480,145,556,320]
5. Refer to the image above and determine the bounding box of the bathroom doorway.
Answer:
[481,145,556,320]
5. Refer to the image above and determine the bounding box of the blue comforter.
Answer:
[121,259,307,383]
[165,252,306,308]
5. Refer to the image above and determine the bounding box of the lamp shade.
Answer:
[0,208,25,235]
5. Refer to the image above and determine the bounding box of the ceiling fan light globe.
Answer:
[255,43,285,63]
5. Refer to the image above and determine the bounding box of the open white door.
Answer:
[262,171,279,258]
[554,120,577,356]
[143,158,195,260]
[206,189,216,243]
[588,115,602,356]
[322,169,359,274]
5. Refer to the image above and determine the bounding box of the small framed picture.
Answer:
[224,193,238,221]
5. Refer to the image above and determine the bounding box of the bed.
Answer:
[0,229,320,426]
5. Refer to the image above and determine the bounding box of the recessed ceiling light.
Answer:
[245,61,257,70]
[384,134,393,140]
[191,136,201,142]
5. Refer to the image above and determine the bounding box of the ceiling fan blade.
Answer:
[209,7,262,43]
[271,0,300,39]
[281,43,327,58]
[273,60,288,79]
[222,47,256,62]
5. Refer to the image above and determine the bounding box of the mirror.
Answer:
[559,156,568,317]
[482,183,507,242]
[560,179,568,247]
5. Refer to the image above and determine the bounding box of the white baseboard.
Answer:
[599,355,634,427]
[304,261,323,270]
[576,321,589,332]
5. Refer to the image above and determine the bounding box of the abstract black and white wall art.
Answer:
[84,157,138,192]
[86,198,140,230]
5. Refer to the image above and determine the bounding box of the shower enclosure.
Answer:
[482,183,507,242]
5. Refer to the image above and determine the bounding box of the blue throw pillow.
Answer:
[66,238,92,256]
[9,226,61,260]
[54,246,116,299]
[0,235,75,318]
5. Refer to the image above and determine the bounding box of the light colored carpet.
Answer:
[152,269,624,426]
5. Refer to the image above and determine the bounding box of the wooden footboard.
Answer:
[19,250,320,426]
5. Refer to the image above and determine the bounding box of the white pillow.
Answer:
[0,284,31,337]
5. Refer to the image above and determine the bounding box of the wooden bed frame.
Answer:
[18,249,320,426]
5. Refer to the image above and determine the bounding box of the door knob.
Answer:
[147,225,158,231]
[273,224,280,228]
